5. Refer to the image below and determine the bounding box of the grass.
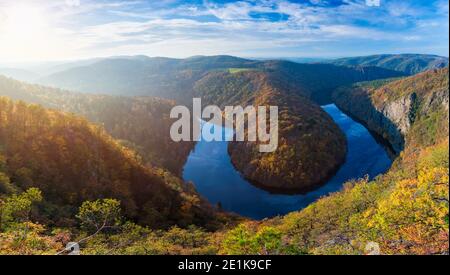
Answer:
[227,68,256,74]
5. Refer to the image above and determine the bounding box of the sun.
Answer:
[0,3,69,62]
[2,4,46,41]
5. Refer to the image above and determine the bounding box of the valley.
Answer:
[0,54,448,255]
[1,56,405,192]
[0,0,448,259]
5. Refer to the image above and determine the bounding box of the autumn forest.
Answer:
[0,0,449,258]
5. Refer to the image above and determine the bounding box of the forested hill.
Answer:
[0,76,194,175]
[36,55,404,104]
[0,97,219,229]
[258,60,405,104]
[193,70,347,192]
[326,54,449,75]
[37,55,257,97]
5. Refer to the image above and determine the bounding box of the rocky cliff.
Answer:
[333,68,449,155]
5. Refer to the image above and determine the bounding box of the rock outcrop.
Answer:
[333,68,449,155]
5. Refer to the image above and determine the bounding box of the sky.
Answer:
[0,0,448,62]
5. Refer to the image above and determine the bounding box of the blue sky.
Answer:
[0,0,448,62]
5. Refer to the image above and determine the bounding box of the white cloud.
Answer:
[0,0,448,61]
[65,0,80,7]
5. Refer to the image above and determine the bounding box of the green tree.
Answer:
[253,226,282,255]
[77,199,122,234]
[0,154,15,194]
[0,188,42,231]
[222,224,255,255]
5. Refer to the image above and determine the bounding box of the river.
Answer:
[182,104,392,219]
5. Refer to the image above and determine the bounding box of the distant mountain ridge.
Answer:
[0,68,40,82]
[36,55,404,101]
[36,55,257,97]
[326,54,448,75]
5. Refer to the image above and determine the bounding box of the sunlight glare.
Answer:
[3,4,46,41]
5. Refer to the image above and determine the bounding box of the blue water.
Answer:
[182,104,392,219]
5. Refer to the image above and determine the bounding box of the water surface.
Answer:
[182,104,392,219]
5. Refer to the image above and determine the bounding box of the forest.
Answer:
[0,58,448,255]
[0,0,449,258]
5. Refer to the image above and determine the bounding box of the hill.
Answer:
[0,68,40,82]
[258,60,405,104]
[0,76,194,175]
[0,98,218,229]
[37,55,257,97]
[327,54,449,75]
[194,70,347,192]
[36,56,403,104]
